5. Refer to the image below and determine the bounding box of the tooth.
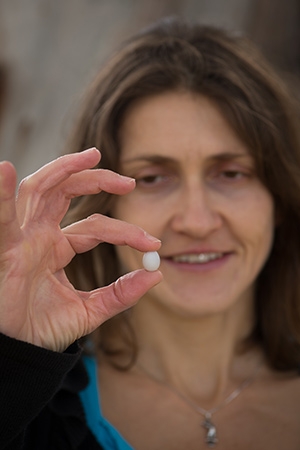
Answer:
[173,253,222,263]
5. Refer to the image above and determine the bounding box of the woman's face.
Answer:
[112,91,275,318]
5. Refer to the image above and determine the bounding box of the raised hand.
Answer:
[0,148,162,352]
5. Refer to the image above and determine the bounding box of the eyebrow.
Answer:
[121,155,176,165]
[121,152,251,165]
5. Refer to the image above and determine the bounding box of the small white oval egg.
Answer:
[142,251,160,271]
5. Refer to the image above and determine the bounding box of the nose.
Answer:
[171,181,222,238]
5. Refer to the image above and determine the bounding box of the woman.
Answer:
[1,17,300,450]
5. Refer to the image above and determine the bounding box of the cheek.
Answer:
[113,195,144,223]
[113,195,165,234]
[236,190,275,260]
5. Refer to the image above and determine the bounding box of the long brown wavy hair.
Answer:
[63,17,300,371]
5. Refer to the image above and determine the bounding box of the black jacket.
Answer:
[0,333,103,450]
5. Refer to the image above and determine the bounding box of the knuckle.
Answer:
[112,277,128,307]
[87,213,100,221]
[18,175,38,196]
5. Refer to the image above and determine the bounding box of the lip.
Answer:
[161,247,231,258]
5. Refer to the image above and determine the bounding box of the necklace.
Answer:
[136,361,262,448]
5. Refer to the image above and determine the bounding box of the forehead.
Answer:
[118,90,250,164]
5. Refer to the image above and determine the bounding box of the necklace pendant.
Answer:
[202,415,218,447]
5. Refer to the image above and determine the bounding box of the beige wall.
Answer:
[0,0,298,180]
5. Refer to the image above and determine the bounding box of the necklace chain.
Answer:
[136,360,262,448]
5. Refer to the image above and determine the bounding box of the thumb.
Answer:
[84,269,162,327]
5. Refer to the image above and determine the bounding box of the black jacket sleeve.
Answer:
[0,333,81,449]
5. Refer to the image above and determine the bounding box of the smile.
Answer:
[171,253,223,264]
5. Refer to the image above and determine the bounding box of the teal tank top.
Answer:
[79,356,135,450]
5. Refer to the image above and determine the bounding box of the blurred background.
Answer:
[0,0,299,180]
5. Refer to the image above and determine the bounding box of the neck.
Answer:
[129,297,260,408]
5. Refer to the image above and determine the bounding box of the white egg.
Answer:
[142,251,160,271]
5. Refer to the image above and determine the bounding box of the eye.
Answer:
[207,162,254,189]
[221,170,245,180]
[135,172,175,190]
[136,175,165,185]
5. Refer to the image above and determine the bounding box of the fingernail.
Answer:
[144,231,161,243]
[119,174,136,184]
[84,147,100,154]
